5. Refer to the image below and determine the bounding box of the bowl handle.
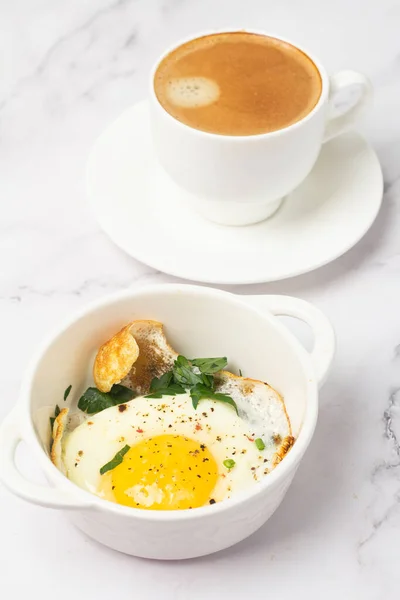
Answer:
[0,410,94,510]
[244,295,335,388]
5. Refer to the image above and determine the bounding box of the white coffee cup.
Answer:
[150,30,372,226]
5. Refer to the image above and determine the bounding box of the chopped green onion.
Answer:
[255,438,265,451]
[223,459,236,469]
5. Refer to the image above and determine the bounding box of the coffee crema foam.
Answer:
[154,32,322,136]
[166,77,220,108]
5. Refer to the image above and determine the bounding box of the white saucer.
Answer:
[87,101,383,285]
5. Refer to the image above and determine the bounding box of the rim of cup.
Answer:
[149,29,330,141]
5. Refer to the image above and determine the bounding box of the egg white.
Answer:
[63,390,290,505]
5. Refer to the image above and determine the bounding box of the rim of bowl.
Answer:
[19,283,318,520]
[149,29,329,141]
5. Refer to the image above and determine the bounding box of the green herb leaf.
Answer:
[176,355,191,367]
[109,384,135,402]
[50,417,55,429]
[64,385,72,401]
[239,369,243,377]
[190,384,238,414]
[173,355,204,387]
[223,459,236,469]
[149,371,174,392]
[78,387,117,414]
[78,384,135,415]
[146,383,186,399]
[100,445,130,475]
[191,357,227,374]
[201,373,214,389]
[255,438,265,451]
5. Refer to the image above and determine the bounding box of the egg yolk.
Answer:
[109,435,219,510]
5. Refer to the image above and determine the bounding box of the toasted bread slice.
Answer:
[93,323,140,392]
[120,320,178,396]
[93,320,178,396]
[50,407,69,474]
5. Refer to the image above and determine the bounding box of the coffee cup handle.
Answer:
[323,70,373,142]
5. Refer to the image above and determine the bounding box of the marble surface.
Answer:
[1,0,400,597]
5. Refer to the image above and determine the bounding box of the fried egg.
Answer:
[53,319,294,511]
[61,383,292,510]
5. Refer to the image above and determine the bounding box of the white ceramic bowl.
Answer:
[0,284,335,559]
